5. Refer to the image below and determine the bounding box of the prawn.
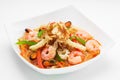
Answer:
[76,30,93,41]
[24,29,39,41]
[85,39,100,56]
[68,51,84,65]
[41,46,56,60]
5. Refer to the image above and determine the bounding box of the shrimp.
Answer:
[24,30,39,41]
[68,51,84,65]
[41,46,56,60]
[76,30,93,41]
[85,39,100,56]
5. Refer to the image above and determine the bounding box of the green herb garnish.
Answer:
[55,53,64,62]
[37,30,45,37]
[16,40,37,46]
[69,36,76,40]
[75,36,86,45]
[69,35,86,45]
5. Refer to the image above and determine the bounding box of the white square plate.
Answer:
[5,6,115,75]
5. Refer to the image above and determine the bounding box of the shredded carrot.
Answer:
[72,39,77,42]
[37,49,44,68]
[20,45,27,56]
[56,61,63,68]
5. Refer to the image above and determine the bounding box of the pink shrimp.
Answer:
[85,39,100,56]
[68,51,84,65]
[41,46,56,60]
[24,30,38,41]
[76,30,93,41]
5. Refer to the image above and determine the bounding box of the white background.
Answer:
[0,0,120,80]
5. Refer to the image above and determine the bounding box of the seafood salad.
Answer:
[16,21,101,69]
